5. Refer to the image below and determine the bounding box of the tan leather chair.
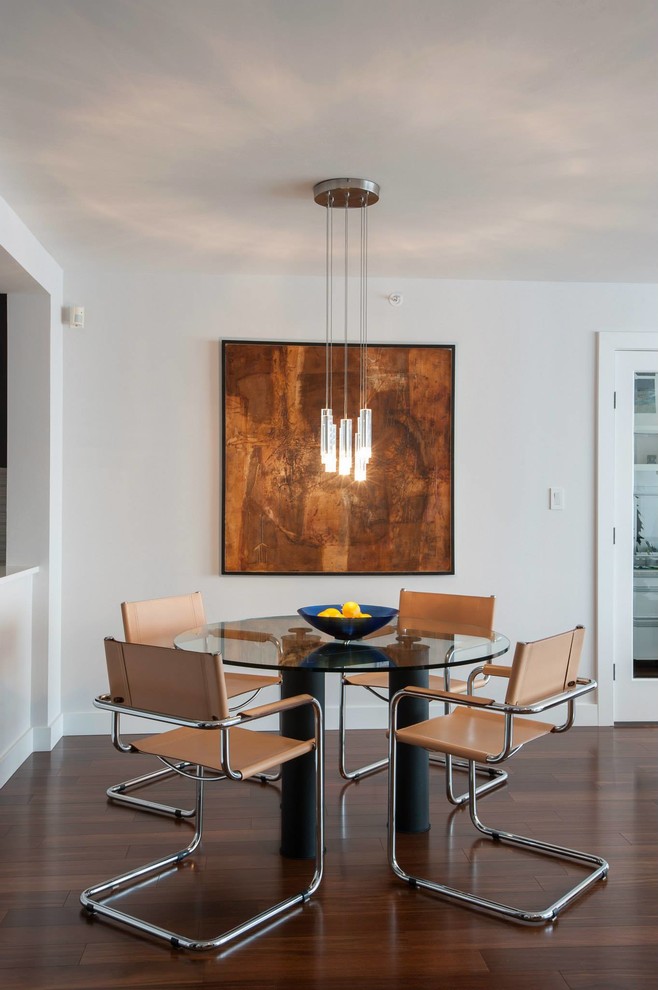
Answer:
[109,592,281,817]
[339,589,505,804]
[387,626,608,924]
[81,638,323,950]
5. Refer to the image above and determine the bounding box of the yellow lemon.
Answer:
[318,607,342,617]
[341,601,362,618]
[359,612,371,618]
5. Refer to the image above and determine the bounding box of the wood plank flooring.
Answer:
[0,727,656,989]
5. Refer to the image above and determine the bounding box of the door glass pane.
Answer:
[633,373,658,677]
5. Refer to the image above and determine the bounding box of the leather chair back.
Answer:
[505,626,585,707]
[398,589,495,638]
[104,638,230,722]
[121,592,206,647]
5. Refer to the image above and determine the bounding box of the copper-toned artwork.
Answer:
[222,340,454,574]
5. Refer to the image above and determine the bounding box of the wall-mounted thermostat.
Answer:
[69,306,85,328]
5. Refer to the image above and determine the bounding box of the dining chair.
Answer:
[339,589,506,804]
[81,638,323,950]
[387,626,608,924]
[109,592,281,817]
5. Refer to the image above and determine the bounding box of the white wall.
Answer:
[0,194,63,778]
[8,292,57,734]
[61,269,658,730]
[0,568,37,786]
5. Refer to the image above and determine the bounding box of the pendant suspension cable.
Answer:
[354,195,369,470]
[328,196,336,471]
[320,192,336,472]
[359,195,372,466]
[313,178,379,479]
[328,193,333,411]
[363,195,369,410]
[325,192,331,409]
[360,197,366,410]
[343,190,349,421]
[354,197,365,482]
[338,189,351,477]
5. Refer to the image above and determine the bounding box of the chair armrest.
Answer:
[396,685,496,707]
[481,663,512,678]
[496,677,597,715]
[406,677,596,717]
[237,693,316,721]
[93,694,236,729]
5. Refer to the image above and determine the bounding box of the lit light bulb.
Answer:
[325,420,336,472]
[321,408,335,468]
[354,433,367,481]
[358,408,372,461]
[339,418,352,475]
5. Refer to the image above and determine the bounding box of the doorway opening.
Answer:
[0,294,6,566]
[597,332,658,725]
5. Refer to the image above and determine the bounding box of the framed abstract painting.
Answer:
[222,340,454,575]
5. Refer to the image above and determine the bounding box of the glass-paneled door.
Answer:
[614,351,658,721]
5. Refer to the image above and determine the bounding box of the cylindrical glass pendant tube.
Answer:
[354,433,367,481]
[321,408,333,464]
[339,418,352,475]
[358,407,372,461]
[325,421,337,473]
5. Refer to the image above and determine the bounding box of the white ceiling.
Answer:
[0,0,656,282]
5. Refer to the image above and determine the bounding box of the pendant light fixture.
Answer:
[314,178,379,481]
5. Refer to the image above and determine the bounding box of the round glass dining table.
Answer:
[175,616,510,859]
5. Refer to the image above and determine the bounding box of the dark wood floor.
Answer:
[0,726,656,989]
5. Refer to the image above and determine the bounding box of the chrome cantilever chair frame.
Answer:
[338,643,508,803]
[108,593,282,818]
[387,670,608,924]
[107,712,197,818]
[433,647,508,805]
[339,589,507,806]
[82,688,323,950]
[108,678,282,818]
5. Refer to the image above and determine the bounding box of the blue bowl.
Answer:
[297,604,398,641]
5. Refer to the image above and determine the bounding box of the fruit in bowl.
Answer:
[297,603,398,641]
[318,601,371,619]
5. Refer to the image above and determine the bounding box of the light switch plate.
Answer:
[549,487,565,510]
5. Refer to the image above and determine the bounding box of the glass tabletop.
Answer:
[174,615,510,673]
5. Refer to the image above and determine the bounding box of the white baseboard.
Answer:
[329,700,600,730]
[65,705,387,736]
[63,710,286,735]
[0,714,67,787]
[336,703,388,731]
[0,698,610,789]
[574,701,599,726]
[0,728,34,788]
[64,699,599,736]
[32,713,65,751]
[65,710,162,736]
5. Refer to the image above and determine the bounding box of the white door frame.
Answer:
[597,331,658,724]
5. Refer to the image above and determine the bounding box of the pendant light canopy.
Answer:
[314,178,380,482]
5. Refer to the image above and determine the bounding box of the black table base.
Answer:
[280,668,325,859]
[280,666,430,858]
[388,668,430,833]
